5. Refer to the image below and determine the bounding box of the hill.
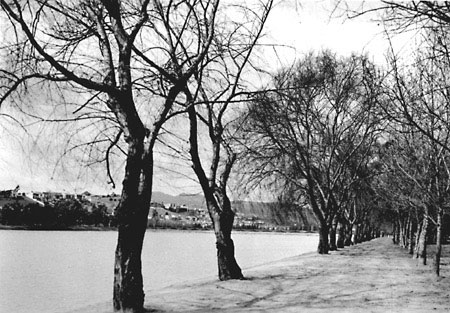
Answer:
[151,191,318,228]
[232,200,318,229]
[152,191,206,208]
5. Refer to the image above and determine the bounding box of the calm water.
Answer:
[0,229,318,313]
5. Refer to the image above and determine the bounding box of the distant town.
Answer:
[0,186,308,231]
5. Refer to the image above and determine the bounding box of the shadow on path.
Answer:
[147,237,450,313]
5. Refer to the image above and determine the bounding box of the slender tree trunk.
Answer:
[414,223,421,258]
[351,224,358,245]
[393,220,400,245]
[336,221,345,248]
[209,200,243,280]
[344,223,353,246]
[434,207,443,276]
[113,138,151,313]
[408,216,414,255]
[318,221,329,254]
[329,216,338,251]
[416,212,428,266]
[399,218,407,248]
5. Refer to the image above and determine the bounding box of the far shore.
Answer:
[0,224,316,234]
[69,237,450,313]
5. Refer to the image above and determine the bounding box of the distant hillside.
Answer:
[151,191,318,228]
[151,191,206,208]
[232,200,318,228]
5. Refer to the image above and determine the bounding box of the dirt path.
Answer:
[145,237,450,313]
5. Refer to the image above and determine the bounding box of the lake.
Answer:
[0,229,318,313]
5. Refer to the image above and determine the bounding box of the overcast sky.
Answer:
[0,1,414,196]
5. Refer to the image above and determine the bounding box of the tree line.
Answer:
[1,1,450,312]
[0,199,111,228]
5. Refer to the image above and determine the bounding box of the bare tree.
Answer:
[383,32,450,275]
[154,0,274,280]
[239,51,383,254]
[0,1,220,311]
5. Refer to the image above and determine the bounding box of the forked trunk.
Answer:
[434,207,443,276]
[210,202,243,280]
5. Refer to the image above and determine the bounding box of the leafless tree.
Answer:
[0,1,220,311]
[151,0,275,280]
[382,31,450,275]
[239,51,383,254]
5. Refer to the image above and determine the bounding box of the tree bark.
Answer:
[416,212,428,266]
[113,137,151,313]
[209,203,244,280]
[434,207,443,276]
[113,217,147,312]
[393,220,400,245]
[399,218,407,248]
[344,223,353,246]
[408,216,414,255]
[351,224,358,245]
[318,222,329,254]
[414,220,421,258]
[336,221,345,248]
[329,216,338,251]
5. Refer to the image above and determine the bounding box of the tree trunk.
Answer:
[344,223,352,246]
[399,218,408,248]
[113,216,148,312]
[336,221,345,248]
[351,224,358,245]
[113,138,151,313]
[329,217,338,251]
[416,213,428,266]
[393,220,400,245]
[209,201,243,280]
[434,207,443,276]
[408,216,414,255]
[318,222,329,254]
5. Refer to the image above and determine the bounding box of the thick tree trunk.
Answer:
[113,138,151,313]
[329,217,338,251]
[210,201,243,280]
[113,216,148,312]
[336,221,345,249]
[318,222,329,254]
[434,207,443,276]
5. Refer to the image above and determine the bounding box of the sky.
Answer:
[0,1,415,197]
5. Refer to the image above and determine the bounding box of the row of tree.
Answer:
[0,200,111,228]
[1,1,450,312]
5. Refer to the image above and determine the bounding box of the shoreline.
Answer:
[68,237,450,313]
[0,224,316,234]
